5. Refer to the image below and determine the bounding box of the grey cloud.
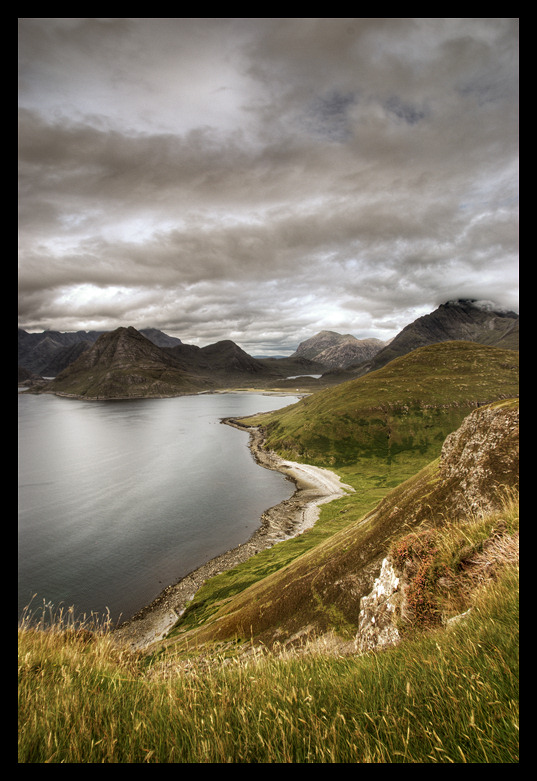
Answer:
[18,18,518,353]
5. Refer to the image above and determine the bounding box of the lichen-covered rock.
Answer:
[438,401,519,517]
[354,557,401,654]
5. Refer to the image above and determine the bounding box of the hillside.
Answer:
[107,339,518,652]
[19,538,518,762]
[129,340,518,654]
[18,339,519,763]
[158,396,518,655]
[244,340,519,468]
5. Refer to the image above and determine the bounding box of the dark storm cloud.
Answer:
[18,18,518,354]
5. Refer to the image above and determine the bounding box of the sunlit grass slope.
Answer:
[161,399,517,650]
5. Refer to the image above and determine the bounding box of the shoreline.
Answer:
[112,418,354,651]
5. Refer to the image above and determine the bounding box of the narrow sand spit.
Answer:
[112,419,354,651]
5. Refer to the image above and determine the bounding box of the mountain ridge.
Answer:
[18,327,182,376]
[19,299,519,397]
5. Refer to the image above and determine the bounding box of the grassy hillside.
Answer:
[161,341,519,642]
[18,516,518,763]
[243,341,518,469]
[160,398,517,651]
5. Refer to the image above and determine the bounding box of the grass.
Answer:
[18,558,519,763]
[154,399,517,651]
[388,493,519,630]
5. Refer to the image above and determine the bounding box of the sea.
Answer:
[18,391,300,626]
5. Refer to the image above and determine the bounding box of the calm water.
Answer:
[18,392,299,625]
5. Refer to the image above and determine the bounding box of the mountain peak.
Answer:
[199,339,268,374]
[441,298,518,317]
[291,330,385,369]
[36,326,204,399]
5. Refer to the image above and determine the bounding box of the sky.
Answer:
[18,18,519,355]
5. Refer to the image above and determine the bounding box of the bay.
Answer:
[18,391,299,625]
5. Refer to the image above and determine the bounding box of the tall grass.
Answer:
[388,493,519,631]
[18,564,518,763]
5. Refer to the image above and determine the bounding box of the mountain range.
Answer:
[18,299,519,399]
[17,327,183,377]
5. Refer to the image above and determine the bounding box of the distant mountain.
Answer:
[290,330,386,370]
[166,340,332,387]
[328,300,519,380]
[198,340,269,375]
[27,327,329,399]
[315,336,386,370]
[32,327,208,399]
[36,341,95,377]
[164,339,277,379]
[17,328,106,374]
[18,366,48,388]
[138,328,182,349]
[291,330,353,360]
[18,327,182,376]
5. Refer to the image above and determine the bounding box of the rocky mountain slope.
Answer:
[315,337,385,370]
[355,398,519,653]
[18,327,182,376]
[26,326,331,398]
[167,339,272,377]
[25,327,340,399]
[291,330,385,369]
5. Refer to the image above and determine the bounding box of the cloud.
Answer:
[18,18,519,354]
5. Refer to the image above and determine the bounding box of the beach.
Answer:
[112,418,354,651]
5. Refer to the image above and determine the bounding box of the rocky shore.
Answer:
[112,418,354,651]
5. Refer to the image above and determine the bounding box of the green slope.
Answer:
[243,340,519,468]
[18,339,519,763]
